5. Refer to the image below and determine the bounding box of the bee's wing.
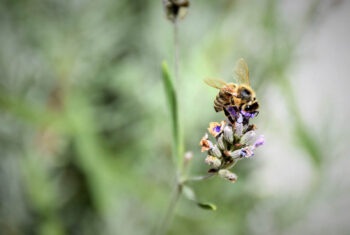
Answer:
[234,58,250,86]
[203,78,227,89]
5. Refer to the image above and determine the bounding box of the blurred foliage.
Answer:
[0,0,345,234]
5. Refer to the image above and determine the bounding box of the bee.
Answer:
[204,58,259,123]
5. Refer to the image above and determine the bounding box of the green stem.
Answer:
[158,14,183,235]
[157,183,182,235]
[173,18,184,173]
[183,174,216,183]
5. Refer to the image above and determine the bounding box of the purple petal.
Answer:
[254,135,265,148]
[227,106,237,116]
[241,110,258,119]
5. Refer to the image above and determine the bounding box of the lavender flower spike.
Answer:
[199,116,264,181]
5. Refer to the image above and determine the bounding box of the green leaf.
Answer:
[197,202,217,211]
[182,186,217,211]
[161,61,183,167]
[182,185,196,201]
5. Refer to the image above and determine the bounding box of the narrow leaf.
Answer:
[161,61,182,166]
[197,202,217,211]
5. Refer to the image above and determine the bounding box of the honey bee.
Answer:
[204,58,259,123]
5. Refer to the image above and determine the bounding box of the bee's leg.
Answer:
[254,111,259,117]
[224,107,235,125]
[231,96,235,104]
[243,118,249,126]
[246,124,257,132]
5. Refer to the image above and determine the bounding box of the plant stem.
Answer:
[158,16,182,235]
[157,182,182,235]
[183,174,216,183]
[174,18,184,171]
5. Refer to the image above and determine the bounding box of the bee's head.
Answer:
[243,101,259,113]
[238,85,255,101]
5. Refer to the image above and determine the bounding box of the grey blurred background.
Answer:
[0,0,349,234]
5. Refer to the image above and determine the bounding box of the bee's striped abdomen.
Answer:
[214,90,232,112]
[214,93,224,112]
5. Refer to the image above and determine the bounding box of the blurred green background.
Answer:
[1,0,349,234]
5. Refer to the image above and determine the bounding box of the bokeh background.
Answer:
[1,0,350,234]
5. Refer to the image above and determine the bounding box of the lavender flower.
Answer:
[254,135,265,148]
[199,134,221,158]
[199,109,264,183]
[199,133,212,152]
[208,121,226,137]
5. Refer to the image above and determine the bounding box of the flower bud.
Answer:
[216,134,226,150]
[218,169,237,183]
[240,130,256,145]
[183,151,193,165]
[225,149,242,159]
[199,133,213,152]
[223,125,234,144]
[235,122,243,137]
[209,145,222,158]
[205,155,221,168]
